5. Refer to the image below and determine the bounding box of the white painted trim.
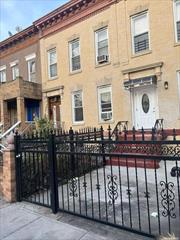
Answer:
[97,85,113,122]
[173,0,180,43]
[10,60,19,67]
[25,53,36,61]
[71,90,84,124]
[131,11,150,55]
[27,59,36,82]
[0,65,6,71]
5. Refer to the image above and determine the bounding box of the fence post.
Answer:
[48,133,59,214]
[100,126,106,166]
[14,133,22,202]
[69,127,75,177]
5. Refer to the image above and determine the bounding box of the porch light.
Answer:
[164,81,168,90]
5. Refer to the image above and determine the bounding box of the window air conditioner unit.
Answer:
[97,55,108,63]
[101,112,112,121]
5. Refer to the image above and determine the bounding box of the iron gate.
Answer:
[15,127,180,239]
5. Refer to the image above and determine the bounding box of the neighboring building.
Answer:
[0,0,180,131]
[0,26,42,130]
[35,0,180,130]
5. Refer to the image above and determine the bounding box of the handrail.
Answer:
[0,121,21,139]
[111,121,128,139]
[154,119,164,131]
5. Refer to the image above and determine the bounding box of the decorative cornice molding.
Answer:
[0,0,117,53]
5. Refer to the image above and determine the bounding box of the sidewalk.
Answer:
[0,195,153,240]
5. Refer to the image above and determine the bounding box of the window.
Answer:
[72,91,84,123]
[12,65,19,80]
[0,69,6,83]
[177,71,180,112]
[174,0,180,42]
[131,12,150,53]
[95,27,109,64]
[28,59,36,82]
[98,86,113,122]
[48,49,57,79]
[69,39,81,72]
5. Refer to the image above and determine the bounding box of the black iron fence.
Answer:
[15,126,180,239]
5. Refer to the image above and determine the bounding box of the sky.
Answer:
[0,0,67,41]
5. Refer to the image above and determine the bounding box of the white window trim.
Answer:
[0,65,6,71]
[173,0,180,42]
[25,53,36,62]
[10,60,19,67]
[95,27,110,65]
[48,48,57,79]
[177,71,180,115]
[27,59,36,82]
[131,11,150,54]
[72,91,84,124]
[98,85,113,123]
[69,39,81,73]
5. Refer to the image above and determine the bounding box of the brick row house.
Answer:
[0,0,180,131]
[0,26,42,131]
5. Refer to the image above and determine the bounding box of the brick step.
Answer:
[106,158,160,169]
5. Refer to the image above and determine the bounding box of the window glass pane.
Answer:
[72,56,81,71]
[49,51,56,65]
[72,41,79,57]
[134,32,149,53]
[74,93,82,107]
[50,64,57,78]
[97,29,107,42]
[0,70,6,82]
[176,1,180,21]
[134,14,148,35]
[75,108,83,122]
[29,60,35,73]
[177,21,180,40]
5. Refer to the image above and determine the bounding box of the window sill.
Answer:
[95,61,111,69]
[174,42,180,47]
[98,120,115,125]
[72,122,85,126]
[131,50,152,58]
[48,76,58,81]
[69,69,82,76]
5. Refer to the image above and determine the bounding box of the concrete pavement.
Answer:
[0,194,154,240]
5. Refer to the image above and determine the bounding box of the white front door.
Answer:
[133,86,157,129]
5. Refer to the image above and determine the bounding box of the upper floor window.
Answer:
[95,27,109,65]
[131,12,150,54]
[174,0,180,42]
[72,91,84,123]
[0,66,6,83]
[98,86,113,122]
[48,49,57,79]
[28,59,36,82]
[25,53,36,82]
[11,64,19,80]
[69,39,81,72]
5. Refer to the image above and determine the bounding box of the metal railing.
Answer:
[15,126,180,238]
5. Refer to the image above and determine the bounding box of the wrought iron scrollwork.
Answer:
[160,181,176,218]
[107,175,118,205]
[69,177,78,197]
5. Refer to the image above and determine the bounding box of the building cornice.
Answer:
[0,25,38,52]
[0,0,117,53]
